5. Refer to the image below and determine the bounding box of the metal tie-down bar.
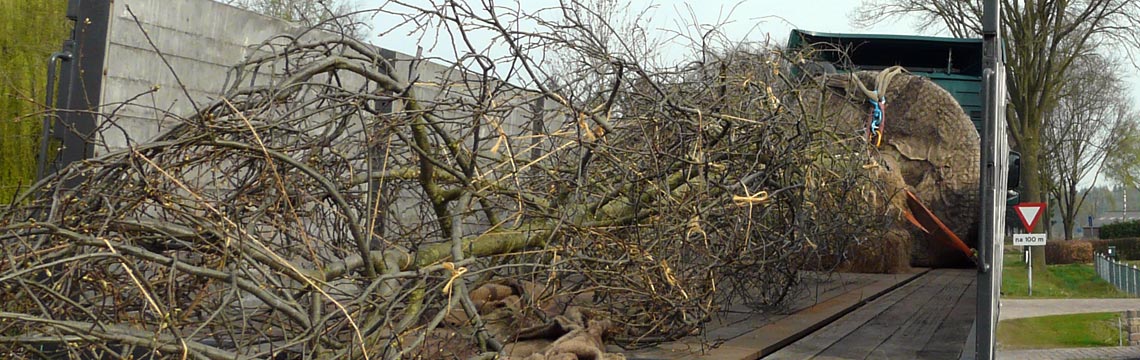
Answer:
[975,0,1009,358]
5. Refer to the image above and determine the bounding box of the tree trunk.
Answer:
[1020,133,1047,268]
[1062,215,1074,240]
[1063,185,1077,240]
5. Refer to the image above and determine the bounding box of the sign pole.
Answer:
[1027,248,1032,296]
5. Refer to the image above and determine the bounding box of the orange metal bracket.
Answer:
[902,189,977,265]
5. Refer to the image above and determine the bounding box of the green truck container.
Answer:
[787,29,986,134]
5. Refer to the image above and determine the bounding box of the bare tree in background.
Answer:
[1105,123,1140,204]
[539,0,663,107]
[1041,54,1135,240]
[854,0,1140,264]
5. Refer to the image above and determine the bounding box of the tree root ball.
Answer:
[819,71,981,270]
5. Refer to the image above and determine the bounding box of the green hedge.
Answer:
[1088,238,1140,260]
[1100,220,1140,239]
[1044,240,1094,264]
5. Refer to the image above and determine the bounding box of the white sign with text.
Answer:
[1013,233,1047,246]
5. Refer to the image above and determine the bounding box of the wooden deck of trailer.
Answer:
[766,268,977,359]
[623,268,977,360]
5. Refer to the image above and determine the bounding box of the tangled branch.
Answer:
[0,2,893,358]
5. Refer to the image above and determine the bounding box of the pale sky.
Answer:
[357,0,1137,98]
[363,0,921,64]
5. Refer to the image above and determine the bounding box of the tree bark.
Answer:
[1017,130,1047,267]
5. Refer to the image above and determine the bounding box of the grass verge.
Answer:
[1001,251,1128,298]
[997,312,1123,349]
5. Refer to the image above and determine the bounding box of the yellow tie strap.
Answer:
[441,262,468,295]
[733,191,771,206]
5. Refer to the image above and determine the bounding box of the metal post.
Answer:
[1129,265,1133,295]
[1112,260,1117,289]
[37,49,73,181]
[976,0,1006,357]
[1121,264,1130,296]
[1126,264,1135,296]
[1028,249,1033,296]
[1127,264,1132,295]
[1116,260,1122,290]
[1119,261,1124,291]
[1124,262,1129,294]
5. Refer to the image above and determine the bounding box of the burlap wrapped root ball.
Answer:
[816,70,980,270]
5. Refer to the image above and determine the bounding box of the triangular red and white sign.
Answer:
[1014,202,1047,232]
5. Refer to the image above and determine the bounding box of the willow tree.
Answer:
[855,0,1140,265]
[0,0,69,202]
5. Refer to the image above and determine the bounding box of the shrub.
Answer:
[1100,220,1140,239]
[1088,238,1140,260]
[1044,240,1094,264]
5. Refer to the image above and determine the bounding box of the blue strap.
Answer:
[868,96,885,146]
[869,99,882,132]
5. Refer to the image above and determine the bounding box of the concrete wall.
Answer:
[98,0,547,152]
[95,0,563,239]
[99,0,302,150]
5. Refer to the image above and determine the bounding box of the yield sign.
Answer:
[1014,202,1047,232]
